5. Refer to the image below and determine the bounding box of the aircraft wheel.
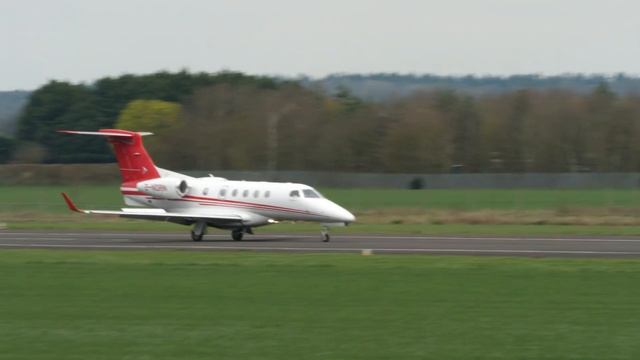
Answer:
[191,230,203,242]
[232,229,244,241]
[322,232,330,242]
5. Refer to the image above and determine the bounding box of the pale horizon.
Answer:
[2,0,639,91]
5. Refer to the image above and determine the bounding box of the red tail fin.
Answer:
[59,129,160,183]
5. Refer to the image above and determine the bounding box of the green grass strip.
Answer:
[1,250,640,359]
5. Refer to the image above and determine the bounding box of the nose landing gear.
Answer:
[321,226,330,242]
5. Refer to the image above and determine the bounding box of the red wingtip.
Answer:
[61,192,81,212]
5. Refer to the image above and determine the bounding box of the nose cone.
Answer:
[340,208,356,223]
[330,203,356,223]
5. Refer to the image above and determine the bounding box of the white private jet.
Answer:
[59,129,355,242]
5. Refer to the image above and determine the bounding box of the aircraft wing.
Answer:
[61,192,244,226]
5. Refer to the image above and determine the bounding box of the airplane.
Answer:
[59,129,355,242]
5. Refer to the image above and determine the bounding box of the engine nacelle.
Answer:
[137,177,188,199]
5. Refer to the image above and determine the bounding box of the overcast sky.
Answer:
[1,0,639,90]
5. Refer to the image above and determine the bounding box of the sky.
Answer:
[1,0,639,90]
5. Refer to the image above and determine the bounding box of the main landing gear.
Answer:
[190,223,254,242]
[191,221,207,242]
[231,227,252,241]
[190,223,253,242]
[231,229,243,241]
[321,226,330,242]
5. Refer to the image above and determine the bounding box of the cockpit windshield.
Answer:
[302,189,322,198]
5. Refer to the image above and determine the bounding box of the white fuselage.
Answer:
[121,175,355,228]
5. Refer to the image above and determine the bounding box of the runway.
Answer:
[2,231,640,257]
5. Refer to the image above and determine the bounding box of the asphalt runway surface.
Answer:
[3,231,640,257]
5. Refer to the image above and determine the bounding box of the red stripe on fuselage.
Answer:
[121,193,320,216]
[121,190,147,196]
[195,201,311,215]
[184,195,310,213]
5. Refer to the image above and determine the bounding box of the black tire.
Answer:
[232,230,244,241]
[322,233,330,242]
[191,231,203,242]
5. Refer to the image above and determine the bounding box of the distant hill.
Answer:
[305,74,640,101]
[0,91,30,137]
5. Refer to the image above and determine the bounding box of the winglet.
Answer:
[61,192,82,213]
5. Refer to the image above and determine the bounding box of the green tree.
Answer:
[115,100,183,163]
[16,71,282,163]
[115,100,182,132]
[15,81,109,163]
[0,136,16,163]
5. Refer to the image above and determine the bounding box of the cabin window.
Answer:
[232,189,238,197]
[303,189,320,198]
[289,190,300,198]
[243,189,249,197]
[219,188,227,197]
[265,191,270,198]
[253,190,259,198]
[203,188,209,195]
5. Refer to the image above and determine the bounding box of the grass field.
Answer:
[4,185,640,235]
[0,250,639,359]
[4,185,640,211]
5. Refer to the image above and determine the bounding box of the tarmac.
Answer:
[3,230,640,257]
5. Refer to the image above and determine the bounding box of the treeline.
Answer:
[5,71,640,173]
[311,73,640,101]
[157,83,640,173]
[11,71,278,163]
